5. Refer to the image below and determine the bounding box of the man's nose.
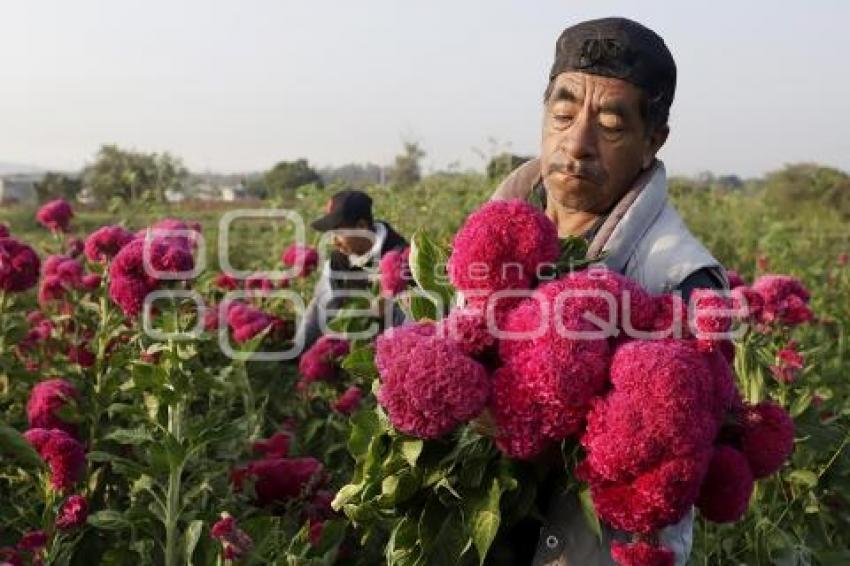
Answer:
[560,112,597,161]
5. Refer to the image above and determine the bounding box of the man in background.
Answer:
[295,189,407,350]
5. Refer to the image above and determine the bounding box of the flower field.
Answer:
[1,174,848,566]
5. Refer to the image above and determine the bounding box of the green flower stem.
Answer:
[165,400,185,566]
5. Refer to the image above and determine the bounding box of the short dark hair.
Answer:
[543,78,670,135]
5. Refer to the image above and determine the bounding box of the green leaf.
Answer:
[465,477,503,565]
[398,438,423,468]
[341,346,379,381]
[0,424,45,470]
[183,520,204,565]
[789,469,818,488]
[88,510,131,531]
[578,486,602,539]
[348,409,381,457]
[409,230,454,311]
[332,483,364,511]
[104,426,153,445]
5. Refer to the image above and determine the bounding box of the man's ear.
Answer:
[642,125,669,169]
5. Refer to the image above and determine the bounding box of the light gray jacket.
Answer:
[491,158,726,566]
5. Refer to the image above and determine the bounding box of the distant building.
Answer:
[0,175,39,204]
[220,185,247,201]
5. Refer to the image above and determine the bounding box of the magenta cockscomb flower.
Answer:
[578,340,730,535]
[333,386,363,415]
[84,225,134,262]
[281,244,319,278]
[136,218,202,250]
[26,379,80,438]
[17,530,48,552]
[725,269,746,289]
[211,513,253,561]
[379,247,411,297]
[251,432,290,459]
[24,428,86,492]
[752,274,813,326]
[739,401,795,478]
[438,307,497,357]
[447,199,560,304]
[0,223,9,238]
[299,336,350,382]
[226,301,280,343]
[108,237,195,316]
[770,341,804,384]
[214,272,240,290]
[55,495,89,530]
[36,199,73,233]
[231,457,324,505]
[696,446,754,523]
[0,238,41,293]
[376,325,489,439]
[610,540,674,566]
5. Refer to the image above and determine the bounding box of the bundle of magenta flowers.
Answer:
[335,199,796,566]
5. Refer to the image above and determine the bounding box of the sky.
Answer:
[2,0,849,177]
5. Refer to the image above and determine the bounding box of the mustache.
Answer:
[546,160,601,181]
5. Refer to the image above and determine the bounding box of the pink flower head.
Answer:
[65,237,84,258]
[376,325,490,439]
[27,379,80,438]
[137,218,202,250]
[0,223,9,238]
[447,199,560,303]
[730,286,764,323]
[108,237,195,316]
[24,428,86,492]
[690,289,733,352]
[438,307,497,357]
[838,252,849,267]
[752,275,813,326]
[17,530,48,552]
[251,432,290,459]
[231,457,324,505]
[36,199,73,232]
[226,301,278,343]
[299,336,350,382]
[245,273,276,294]
[84,225,134,262]
[770,341,804,384]
[333,386,363,415]
[739,401,794,478]
[214,272,240,290]
[725,269,746,289]
[0,238,41,292]
[281,244,319,278]
[610,540,674,566]
[81,273,101,290]
[696,446,754,523]
[379,247,411,297]
[68,343,95,368]
[55,495,89,530]
[210,513,253,561]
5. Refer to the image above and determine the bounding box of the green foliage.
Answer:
[485,153,531,182]
[82,144,188,204]
[33,172,82,203]
[388,142,425,189]
[264,159,324,198]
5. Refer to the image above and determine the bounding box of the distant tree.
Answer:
[241,175,269,199]
[264,159,323,198]
[388,142,425,188]
[81,145,188,204]
[34,172,82,203]
[486,153,532,182]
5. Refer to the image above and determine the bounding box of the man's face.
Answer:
[540,71,668,213]
[331,219,374,256]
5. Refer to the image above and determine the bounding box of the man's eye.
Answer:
[553,113,573,123]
